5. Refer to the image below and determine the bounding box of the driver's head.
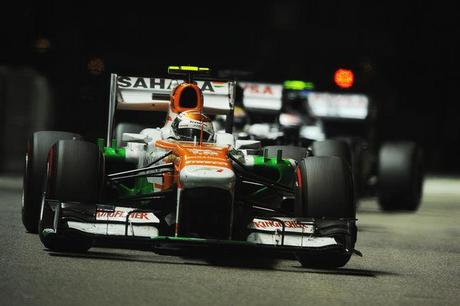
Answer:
[171,110,214,142]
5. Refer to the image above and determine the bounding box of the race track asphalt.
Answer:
[0,175,459,306]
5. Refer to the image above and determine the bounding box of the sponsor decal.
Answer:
[186,160,228,166]
[212,81,226,89]
[96,207,159,223]
[117,77,224,93]
[252,220,312,229]
[96,210,150,220]
[118,77,173,90]
[189,149,219,156]
[248,218,315,234]
[241,83,275,95]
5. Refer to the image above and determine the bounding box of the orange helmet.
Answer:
[170,82,203,114]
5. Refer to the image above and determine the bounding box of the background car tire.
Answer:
[297,156,356,268]
[39,139,103,252]
[377,141,424,211]
[22,131,82,233]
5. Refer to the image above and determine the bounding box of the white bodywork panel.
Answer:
[246,217,338,247]
[67,207,160,238]
[180,165,235,190]
[116,76,234,115]
[247,232,337,247]
[240,82,283,112]
[235,139,261,150]
[307,92,369,119]
[68,221,159,238]
[122,133,149,142]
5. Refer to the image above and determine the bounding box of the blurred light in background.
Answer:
[34,37,51,54]
[334,68,354,89]
[87,57,105,75]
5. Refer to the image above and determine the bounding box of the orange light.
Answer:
[334,68,354,89]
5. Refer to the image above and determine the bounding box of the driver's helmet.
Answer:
[233,106,248,130]
[170,110,214,142]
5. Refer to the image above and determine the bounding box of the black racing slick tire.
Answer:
[297,156,356,268]
[311,140,352,168]
[22,131,83,233]
[299,156,355,218]
[262,145,307,162]
[39,140,103,252]
[377,142,424,211]
[312,139,360,205]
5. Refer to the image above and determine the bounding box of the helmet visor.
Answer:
[176,128,213,142]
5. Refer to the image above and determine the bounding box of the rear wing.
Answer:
[239,82,283,113]
[116,76,234,114]
[106,73,236,146]
[307,92,369,120]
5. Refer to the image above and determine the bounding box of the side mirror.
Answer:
[122,133,148,143]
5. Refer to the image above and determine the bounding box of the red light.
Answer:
[334,69,354,89]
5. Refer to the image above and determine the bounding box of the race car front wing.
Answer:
[42,200,358,257]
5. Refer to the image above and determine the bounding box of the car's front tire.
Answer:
[296,156,356,268]
[39,139,103,252]
[22,131,82,233]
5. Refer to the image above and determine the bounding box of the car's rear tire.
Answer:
[22,131,82,233]
[39,139,103,252]
[297,156,356,268]
[311,140,352,168]
[312,139,362,205]
[377,142,424,211]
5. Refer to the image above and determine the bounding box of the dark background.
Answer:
[1,0,459,173]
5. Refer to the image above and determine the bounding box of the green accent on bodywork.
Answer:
[111,139,118,149]
[247,156,294,200]
[97,138,105,151]
[283,80,315,90]
[104,146,126,161]
[253,156,291,167]
[134,177,155,194]
[116,177,155,198]
[253,156,294,186]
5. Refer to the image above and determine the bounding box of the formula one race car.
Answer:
[235,80,424,211]
[22,66,358,268]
